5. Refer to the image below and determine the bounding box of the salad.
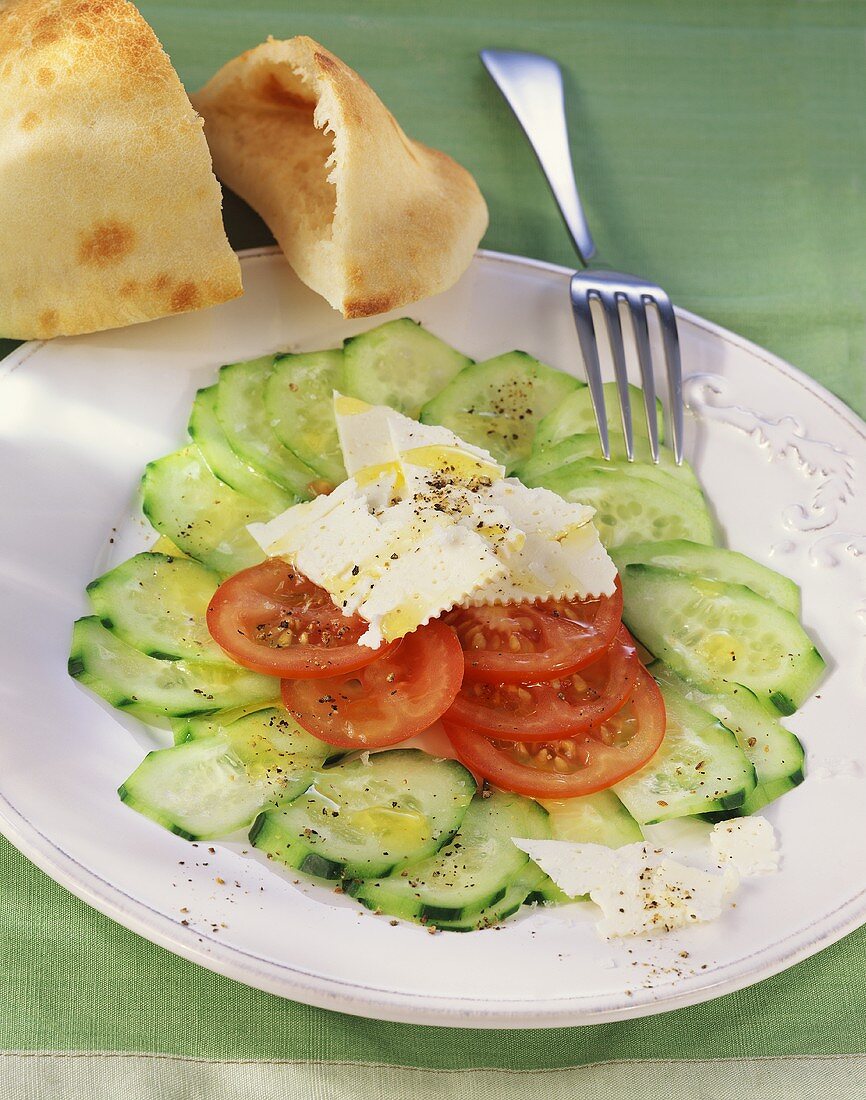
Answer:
[68,318,824,933]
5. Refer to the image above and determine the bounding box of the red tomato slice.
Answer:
[444,627,638,741]
[281,620,465,749]
[206,559,392,679]
[443,669,666,798]
[446,579,623,683]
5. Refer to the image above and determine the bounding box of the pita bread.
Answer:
[0,0,242,340]
[192,37,488,318]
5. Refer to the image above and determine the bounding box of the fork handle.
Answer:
[481,49,596,266]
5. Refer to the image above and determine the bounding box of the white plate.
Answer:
[1,248,865,1028]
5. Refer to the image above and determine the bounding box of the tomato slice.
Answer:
[444,627,638,741]
[206,559,392,679]
[443,670,666,798]
[281,620,465,749]
[446,579,623,684]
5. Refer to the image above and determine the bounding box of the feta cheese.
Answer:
[248,395,616,646]
[248,480,503,646]
[710,817,780,877]
[513,839,739,938]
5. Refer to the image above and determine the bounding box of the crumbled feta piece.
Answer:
[513,839,739,938]
[710,817,780,877]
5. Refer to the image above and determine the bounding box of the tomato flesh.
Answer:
[282,620,465,749]
[447,580,623,684]
[206,559,392,679]
[443,670,666,798]
[445,627,638,741]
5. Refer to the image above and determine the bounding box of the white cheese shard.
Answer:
[513,839,739,938]
[248,478,503,647]
[248,395,617,646]
[710,817,780,877]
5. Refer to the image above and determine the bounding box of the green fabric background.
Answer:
[3,0,866,1069]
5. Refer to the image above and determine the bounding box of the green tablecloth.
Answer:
[3,2,866,1096]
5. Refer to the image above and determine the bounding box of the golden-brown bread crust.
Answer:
[0,0,242,340]
[192,36,488,318]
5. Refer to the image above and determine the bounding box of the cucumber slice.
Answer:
[69,617,279,718]
[620,564,826,714]
[651,664,805,816]
[87,552,229,664]
[516,431,700,492]
[434,861,549,932]
[343,318,472,418]
[540,790,643,847]
[347,790,550,923]
[266,350,347,484]
[537,464,715,549]
[611,540,800,617]
[614,675,757,824]
[141,445,272,575]
[189,386,296,513]
[171,702,280,744]
[534,381,664,452]
[120,708,330,840]
[216,357,317,497]
[420,351,581,471]
[250,749,476,880]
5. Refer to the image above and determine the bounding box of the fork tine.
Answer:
[653,293,684,465]
[569,274,610,460]
[597,290,634,461]
[625,292,660,463]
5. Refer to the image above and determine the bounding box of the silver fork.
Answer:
[481,48,684,464]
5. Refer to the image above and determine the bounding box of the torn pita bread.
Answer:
[0,0,242,340]
[192,37,488,318]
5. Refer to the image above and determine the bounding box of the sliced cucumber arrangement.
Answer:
[344,318,472,417]
[614,675,756,824]
[86,552,230,665]
[266,350,347,485]
[189,386,296,513]
[347,790,550,923]
[69,319,827,933]
[420,350,581,471]
[120,708,330,840]
[216,357,317,497]
[69,617,279,718]
[536,463,715,548]
[620,564,825,714]
[251,750,477,880]
[534,381,664,452]
[612,540,800,617]
[141,445,272,575]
